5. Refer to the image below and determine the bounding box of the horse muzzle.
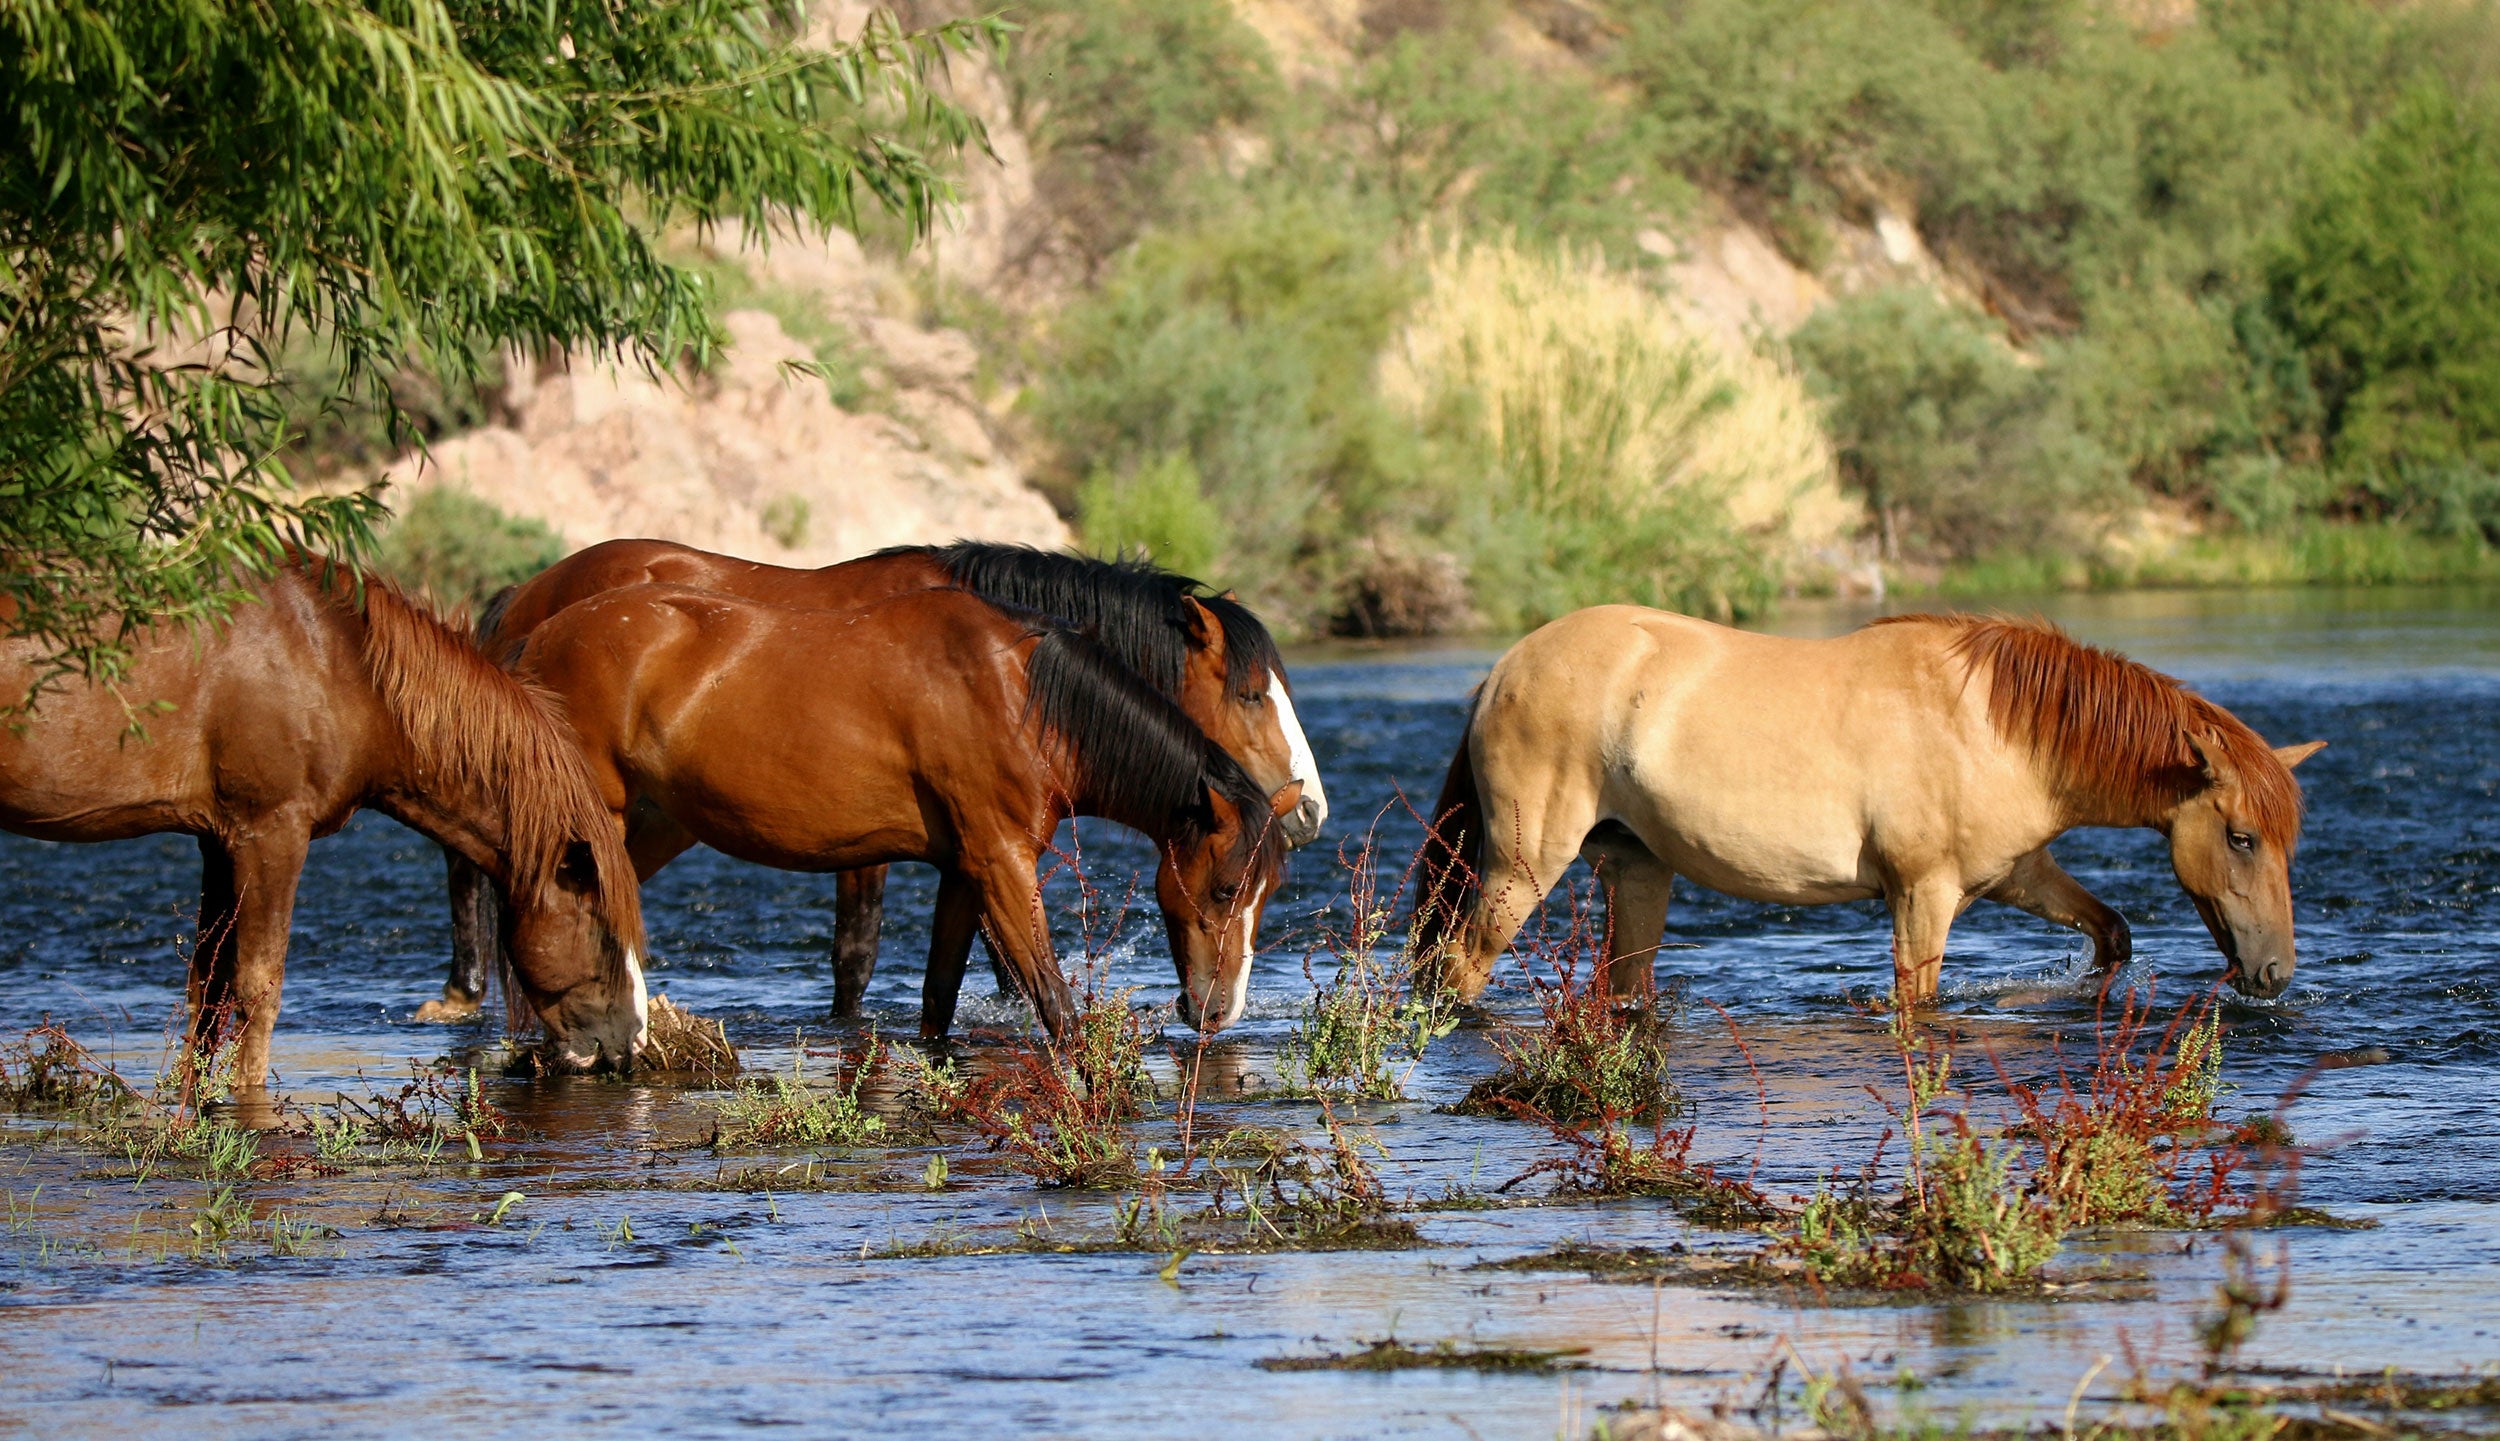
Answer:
[1282,796,1324,848]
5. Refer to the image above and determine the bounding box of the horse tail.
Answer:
[1410,688,1485,963]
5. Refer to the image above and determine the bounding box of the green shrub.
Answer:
[1792,287,2123,560]
[1032,199,1420,611]
[1329,18,1684,257]
[376,488,566,611]
[1006,0,1280,262]
[2272,85,2500,478]
[1076,451,1223,579]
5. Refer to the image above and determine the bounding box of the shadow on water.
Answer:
[1,585,2498,1436]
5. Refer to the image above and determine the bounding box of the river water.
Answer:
[1,586,2495,1438]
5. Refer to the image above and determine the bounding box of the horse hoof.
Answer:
[413,994,482,1023]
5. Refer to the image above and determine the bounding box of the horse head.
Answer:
[2166,736,2325,999]
[1164,778,1301,1033]
[502,836,648,1071]
[1177,595,1328,848]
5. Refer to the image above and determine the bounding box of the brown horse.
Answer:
[0,561,648,1087]
[430,538,1324,1018]
[508,583,1299,1038]
[1415,607,2326,1007]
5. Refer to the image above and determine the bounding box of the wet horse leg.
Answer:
[192,826,310,1089]
[830,866,886,1019]
[184,836,242,1090]
[956,849,1073,1041]
[916,870,981,1039]
[1583,835,1674,1001]
[1440,796,1593,1002]
[1886,876,1969,1009]
[1983,847,2131,973]
[422,849,502,1022]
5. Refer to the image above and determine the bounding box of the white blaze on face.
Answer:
[1269,677,1327,833]
[1214,875,1268,1029]
[624,944,650,1054]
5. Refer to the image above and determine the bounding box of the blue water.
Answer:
[1,584,2495,1438]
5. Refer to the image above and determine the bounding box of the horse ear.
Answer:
[1267,780,1305,821]
[2273,740,2326,770]
[1181,595,1224,658]
[2183,732,2218,782]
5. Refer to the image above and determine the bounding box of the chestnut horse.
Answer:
[509,584,1298,1038]
[0,562,648,1086]
[1415,607,2325,1007]
[430,538,1325,1018]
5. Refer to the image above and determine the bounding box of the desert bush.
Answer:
[1004,0,1279,265]
[1792,286,2125,561]
[375,488,565,611]
[2271,85,2500,481]
[1034,199,1420,610]
[1382,239,1842,627]
[1076,451,1223,579]
[1328,15,1685,257]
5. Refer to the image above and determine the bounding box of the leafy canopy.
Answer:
[0,0,1001,702]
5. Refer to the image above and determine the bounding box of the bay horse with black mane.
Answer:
[507,583,1298,1038]
[1415,606,2326,1007]
[429,538,1325,1020]
[0,560,648,1087]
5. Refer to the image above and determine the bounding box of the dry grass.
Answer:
[1377,237,1851,552]
[641,993,740,1084]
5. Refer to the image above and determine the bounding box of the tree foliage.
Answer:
[0,0,1001,702]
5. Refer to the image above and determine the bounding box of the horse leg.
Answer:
[420,849,501,1022]
[1886,877,1968,1009]
[184,837,242,1091]
[916,870,981,1040]
[830,866,886,1019]
[1583,833,1674,1001]
[213,827,311,1090]
[1441,799,1590,1003]
[959,852,1074,1041]
[1984,847,2131,973]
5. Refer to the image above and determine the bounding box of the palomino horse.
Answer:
[431,538,1325,1018]
[0,562,649,1086]
[508,584,1298,1038]
[1414,607,2325,1007]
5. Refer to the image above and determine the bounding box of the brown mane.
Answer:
[311,563,645,960]
[1875,613,2305,850]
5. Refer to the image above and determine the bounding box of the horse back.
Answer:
[0,569,387,842]
[479,539,952,660]
[515,584,1041,870]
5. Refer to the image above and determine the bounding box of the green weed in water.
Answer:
[713,1032,887,1149]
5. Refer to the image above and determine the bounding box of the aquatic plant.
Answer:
[1203,1106,1418,1249]
[1456,897,1678,1126]
[1998,992,2254,1228]
[1770,1043,2066,1293]
[1279,828,1457,1100]
[713,1033,887,1149]
[0,1022,136,1115]
[957,993,1149,1188]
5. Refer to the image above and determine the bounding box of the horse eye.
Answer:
[2228,831,2256,854]
[1212,881,1242,904]
[1238,690,1265,706]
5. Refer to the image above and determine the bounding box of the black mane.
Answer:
[889,541,1286,699]
[1025,625,1283,873]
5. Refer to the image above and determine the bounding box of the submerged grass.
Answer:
[1259,1337,1589,1373]
[712,1032,885,1149]
[1278,825,1457,1100]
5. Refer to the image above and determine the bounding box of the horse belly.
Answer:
[1638,800,1877,906]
